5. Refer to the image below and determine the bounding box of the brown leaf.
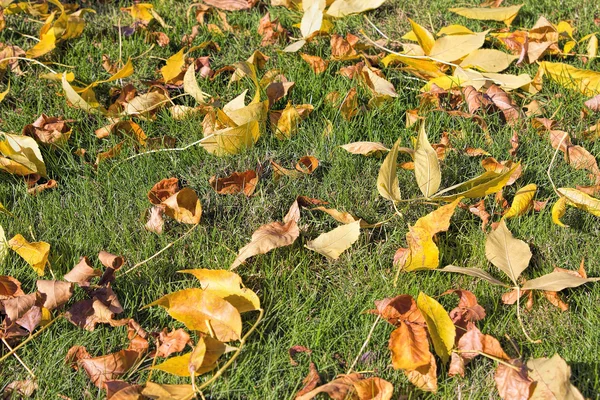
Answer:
[4,380,38,398]
[156,328,191,358]
[295,362,321,398]
[352,377,394,400]
[370,295,425,326]
[64,257,102,286]
[258,13,287,47]
[443,289,486,329]
[486,84,521,125]
[209,170,258,196]
[300,53,329,74]
[98,251,125,286]
[27,179,57,196]
[296,156,319,174]
[23,114,72,146]
[289,345,312,366]
[296,373,361,400]
[460,199,490,230]
[462,85,492,114]
[67,346,140,389]
[15,305,42,333]
[203,0,257,11]
[331,34,360,60]
[65,287,129,331]
[2,292,38,324]
[494,360,532,400]
[341,88,359,120]
[548,130,600,183]
[266,80,295,107]
[0,275,25,299]
[584,94,600,112]
[36,280,73,310]
[148,178,179,205]
[543,291,569,311]
[105,380,143,399]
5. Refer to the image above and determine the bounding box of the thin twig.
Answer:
[363,16,389,40]
[196,308,264,391]
[120,223,200,277]
[347,315,381,374]
[0,57,57,74]
[455,350,522,371]
[2,338,36,378]
[0,315,62,364]
[515,286,541,343]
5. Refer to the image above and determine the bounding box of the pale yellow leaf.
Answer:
[449,5,523,26]
[429,31,487,62]
[527,354,585,400]
[414,123,441,198]
[377,139,402,202]
[305,220,360,260]
[485,220,531,285]
[459,49,517,73]
[184,64,209,104]
[326,0,386,18]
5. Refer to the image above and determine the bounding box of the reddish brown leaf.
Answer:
[369,295,425,326]
[0,275,25,299]
[443,289,486,328]
[494,360,532,400]
[148,178,180,205]
[105,380,143,399]
[300,53,329,74]
[289,345,312,366]
[67,346,140,389]
[331,34,360,60]
[258,13,287,47]
[156,328,191,358]
[486,84,521,125]
[296,156,319,174]
[23,114,72,146]
[36,280,73,310]
[209,170,258,196]
[295,362,321,398]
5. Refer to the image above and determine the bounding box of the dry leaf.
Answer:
[156,328,191,358]
[300,53,328,74]
[305,220,360,260]
[417,292,455,363]
[503,184,537,219]
[414,123,441,197]
[296,156,319,174]
[449,5,523,26]
[161,188,202,225]
[485,220,531,285]
[210,170,258,196]
[341,142,389,157]
[527,354,584,400]
[495,360,532,400]
[36,280,73,310]
[377,139,402,202]
[67,347,140,389]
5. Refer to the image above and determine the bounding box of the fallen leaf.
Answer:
[404,357,438,392]
[449,5,523,26]
[538,62,600,96]
[295,362,321,397]
[68,347,140,389]
[152,338,225,376]
[377,139,402,202]
[64,257,102,286]
[36,280,73,310]
[341,142,389,157]
[552,187,600,227]
[300,53,328,74]
[503,184,537,219]
[485,220,531,285]
[0,133,47,176]
[0,275,25,298]
[326,0,387,18]
[495,360,532,400]
[141,382,195,400]
[8,234,50,276]
[305,220,360,260]
[161,188,202,225]
[145,288,242,342]
[527,354,584,400]
[210,170,258,196]
[414,122,441,197]
[156,328,191,358]
[417,292,455,363]
[296,156,319,174]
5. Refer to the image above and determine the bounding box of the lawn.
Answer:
[1,0,600,399]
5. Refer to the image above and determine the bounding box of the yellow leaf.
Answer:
[25,29,56,58]
[40,72,75,81]
[538,62,600,96]
[437,24,474,36]
[0,81,9,103]
[161,49,185,83]
[8,234,50,276]
[129,3,154,23]
[480,72,532,91]
[0,133,46,176]
[161,188,202,225]
[178,269,261,313]
[503,183,537,219]
[275,102,302,139]
[401,198,461,272]
[381,54,446,79]
[485,220,531,285]
[587,34,598,59]
[102,59,134,83]
[429,31,487,63]
[432,164,519,202]
[404,357,438,392]
[459,49,517,73]
[142,382,195,400]
[421,75,464,92]
[552,196,568,227]
[417,292,455,364]
[449,5,523,26]
[552,188,600,227]
[325,0,386,18]
[304,220,360,260]
[183,64,209,104]
[152,338,225,377]
[201,120,260,156]
[61,73,97,113]
[414,122,441,198]
[144,288,242,342]
[408,18,435,55]
[377,139,402,202]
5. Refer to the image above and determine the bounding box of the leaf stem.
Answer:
[1,338,36,378]
[515,286,541,344]
[0,57,58,74]
[546,131,568,197]
[196,308,264,392]
[347,315,381,374]
[455,350,521,371]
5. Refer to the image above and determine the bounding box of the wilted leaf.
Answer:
[231,202,300,269]
[0,133,47,176]
[124,91,168,116]
[4,380,37,398]
[341,142,389,157]
[145,288,242,342]
[414,123,441,197]
[0,275,25,298]
[399,198,461,272]
[184,63,209,104]
[460,49,517,73]
[295,362,321,397]
[552,188,600,227]
[210,170,258,196]
[179,269,261,313]
[141,382,195,400]
[485,220,531,285]
[503,184,537,219]
[416,292,455,364]
[68,347,140,389]
[527,354,584,400]
[301,53,328,74]
[377,139,402,202]
[389,320,431,370]
[538,62,600,96]
[36,280,73,310]
[64,257,102,285]
[156,328,191,358]
[495,360,532,400]
[296,156,319,174]
[161,188,202,225]
[449,5,523,26]
[152,337,225,376]
[326,0,387,18]
[8,234,50,276]
[305,220,360,260]
[404,357,437,392]
[521,271,600,291]
[432,163,518,201]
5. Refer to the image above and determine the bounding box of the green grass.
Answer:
[1,0,600,398]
